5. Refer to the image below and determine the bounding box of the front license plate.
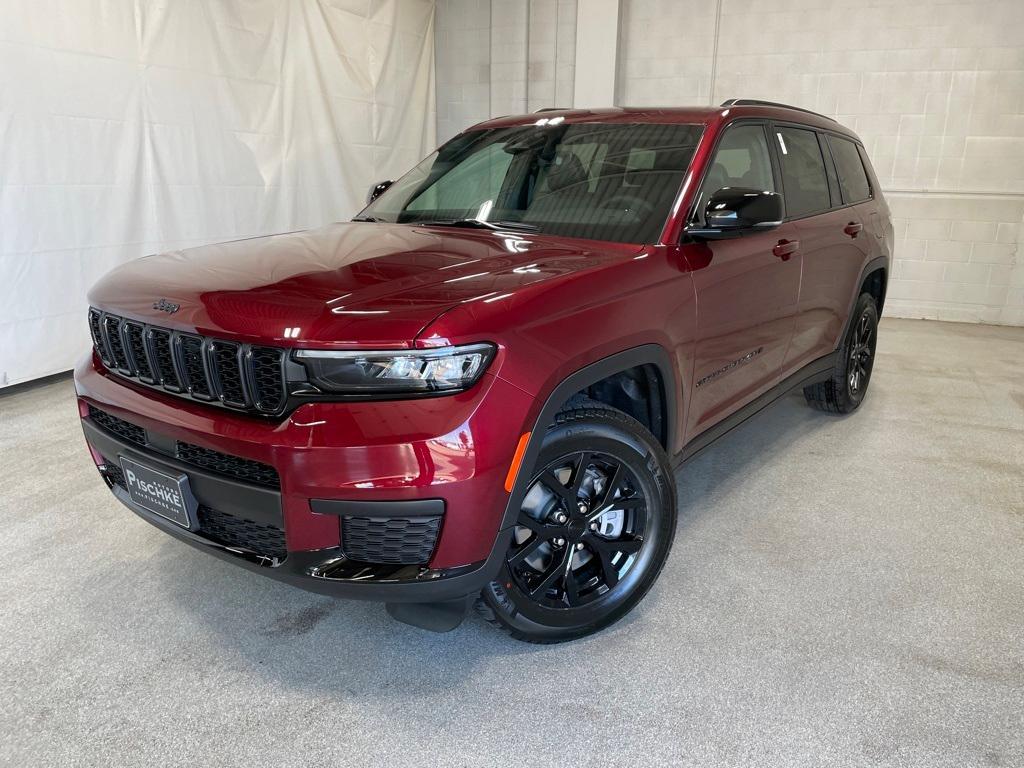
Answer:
[118,456,198,529]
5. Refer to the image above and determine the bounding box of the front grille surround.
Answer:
[89,308,289,416]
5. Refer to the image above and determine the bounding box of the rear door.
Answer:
[683,121,802,437]
[773,124,871,372]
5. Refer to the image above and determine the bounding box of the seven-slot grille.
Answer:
[88,308,287,415]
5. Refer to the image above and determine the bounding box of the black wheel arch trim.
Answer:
[496,343,679,535]
[840,255,889,345]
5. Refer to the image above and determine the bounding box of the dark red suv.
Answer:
[77,100,891,642]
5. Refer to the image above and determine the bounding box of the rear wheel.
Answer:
[477,399,676,643]
[804,292,879,414]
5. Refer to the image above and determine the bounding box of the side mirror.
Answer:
[688,187,783,240]
[366,179,395,204]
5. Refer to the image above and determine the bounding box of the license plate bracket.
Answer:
[118,456,198,529]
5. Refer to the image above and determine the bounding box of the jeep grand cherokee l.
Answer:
[77,100,891,643]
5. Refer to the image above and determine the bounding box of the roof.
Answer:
[469,103,858,139]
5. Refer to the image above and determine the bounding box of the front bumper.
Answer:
[75,353,537,603]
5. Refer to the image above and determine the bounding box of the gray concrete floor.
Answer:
[1,318,1022,767]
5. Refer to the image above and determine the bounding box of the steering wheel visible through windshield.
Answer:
[359,121,703,244]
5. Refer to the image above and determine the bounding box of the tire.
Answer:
[804,292,879,414]
[477,398,677,643]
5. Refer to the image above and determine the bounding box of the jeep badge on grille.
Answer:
[152,298,180,314]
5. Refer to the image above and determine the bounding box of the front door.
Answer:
[683,121,802,439]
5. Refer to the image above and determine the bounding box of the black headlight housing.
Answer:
[294,343,496,397]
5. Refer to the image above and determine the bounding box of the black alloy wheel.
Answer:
[507,450,647,609]
[847,308,875,397]
[804,292,879,414]
[477,399,676,643]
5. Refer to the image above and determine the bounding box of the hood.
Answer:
[88,222,641,348]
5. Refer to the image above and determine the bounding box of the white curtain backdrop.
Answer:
[0,0,436,387]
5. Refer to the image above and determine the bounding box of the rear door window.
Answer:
[774,126,830,218]
[828,135,872,203]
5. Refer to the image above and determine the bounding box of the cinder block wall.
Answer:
[435,0,577,144]
[435,0,1024,325]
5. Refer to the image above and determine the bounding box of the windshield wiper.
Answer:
[352,215,386,222]
[416,218,539,232]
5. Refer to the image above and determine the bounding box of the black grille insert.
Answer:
[123,322,155,382]
[89,406,147,446]
[341,516,441,565]
[150,328,181,391]
[179,335,212,398]
[88,309,111,364]
[102,315,130,372]
[211,341,246,406]
[99,457,285,561]
[250,347,286,413]
[175,442,280,489]
[197,506,287,560]
[87,308,288,415]
[101,461,125,488]
[88,407,279,489]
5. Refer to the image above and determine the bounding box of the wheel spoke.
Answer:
[529,546,572,597]
[515,511,548,536]
[592,460,624,510]
[596,549,619,589]
[585,532,643,557]
[583,533,644,589]
[563,565,582,605]
[538,470,577,509]
[568,452,592,496]
[507,535,546,568]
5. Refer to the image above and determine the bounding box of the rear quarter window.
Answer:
[828,135,872,203]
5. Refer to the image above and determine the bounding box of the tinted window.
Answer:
[829,135,871,203]
[695,123,775,222]
[365,122,703,244]
[406,143,513,212]
[775,127,829,218]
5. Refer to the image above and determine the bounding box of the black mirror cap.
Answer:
[689,187,783,240]
[366,180,395,205]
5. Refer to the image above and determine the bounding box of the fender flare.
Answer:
[838,255,889,349]
[496,343,678,534]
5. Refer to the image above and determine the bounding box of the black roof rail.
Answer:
[534,107,568,113]
[720,99,836,122]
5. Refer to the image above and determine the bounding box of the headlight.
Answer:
[294,343,495,396]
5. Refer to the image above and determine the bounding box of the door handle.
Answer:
[773,239,799,260]
[843,222,863,237]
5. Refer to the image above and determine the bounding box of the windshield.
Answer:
[361,121,703,244]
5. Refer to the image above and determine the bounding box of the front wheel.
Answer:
[477,399,677,643]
